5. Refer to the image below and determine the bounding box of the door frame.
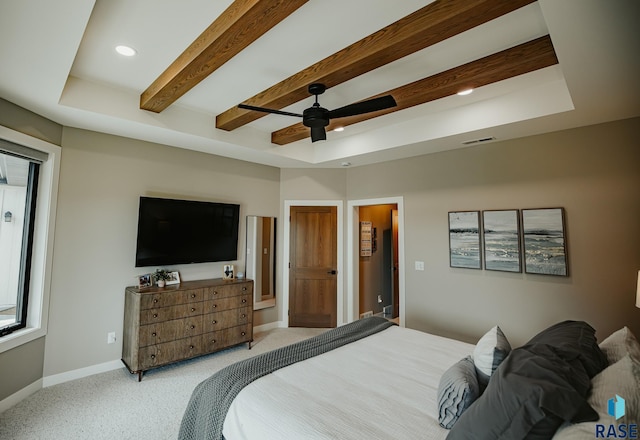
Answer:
[282,200,344,327]
[347,197,405,326]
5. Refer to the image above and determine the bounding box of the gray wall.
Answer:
[0,98,61,401]
[43,127,281,377]
[347,117,640,346]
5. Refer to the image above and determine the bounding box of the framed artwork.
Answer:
[482,210,521,272]
[137,273,152,289]
[223,264,235,280]
[521,208,568,276]
[360,221,372,257]
[166,271,181,285]
[448,211,481,269]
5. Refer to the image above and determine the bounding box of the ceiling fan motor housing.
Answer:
[303,105,330,128]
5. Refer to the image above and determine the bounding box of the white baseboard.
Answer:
[254,320,286,333]
[42,359,124,388]
[0,378,42,414]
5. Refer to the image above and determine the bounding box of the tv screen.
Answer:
[135,197,240,267]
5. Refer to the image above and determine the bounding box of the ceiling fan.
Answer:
[238,83,397,142]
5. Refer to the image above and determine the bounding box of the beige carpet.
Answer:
[0,327,326,440]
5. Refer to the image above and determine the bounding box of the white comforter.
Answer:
[223,325,474,440]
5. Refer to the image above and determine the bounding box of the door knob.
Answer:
[327,270,337,275]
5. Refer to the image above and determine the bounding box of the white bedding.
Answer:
[223,325,475,440]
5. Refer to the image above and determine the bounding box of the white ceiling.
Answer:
[0,0,638,169]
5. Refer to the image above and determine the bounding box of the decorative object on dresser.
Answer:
[223,264,235,280]
[122,278,253,381]
[152,268,172,287]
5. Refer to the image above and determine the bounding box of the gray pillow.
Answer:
[448,344,598,440]
[437,356,480,429]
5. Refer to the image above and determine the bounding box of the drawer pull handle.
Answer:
[212,320,217,324]
[212,304,217,309]
[213,290,218,295]
[190,325,195,330]
[189,345,194,350]
[191,307,196,312]
[151,354,156,359]
[153,313,158,318]
[241,299,247,303]
[241,332,246,336]
[242,287,247,291]
[241,314,246,318]
[152,332,157,337]
[191,293,196,298]
[211,340,216,344]
[153,298,158,303]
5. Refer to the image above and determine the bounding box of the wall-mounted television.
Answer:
[135,196,240,267]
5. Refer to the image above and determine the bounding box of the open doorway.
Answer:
[358,204,399,322]
[347,197,405,326]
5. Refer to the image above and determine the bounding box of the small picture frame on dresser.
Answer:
[137,273,152,289]
[223,264,235,280]
[166,271,180,285]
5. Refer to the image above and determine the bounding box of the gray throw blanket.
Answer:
[178,316,396,440]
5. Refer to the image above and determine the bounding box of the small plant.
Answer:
[152,269,171,282]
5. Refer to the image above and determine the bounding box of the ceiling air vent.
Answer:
[462,136,495,145]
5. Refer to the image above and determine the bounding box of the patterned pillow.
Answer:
[599,326,640,365]
[437,356,480,429]
[473,325,511,387]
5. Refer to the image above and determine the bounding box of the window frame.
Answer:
[0,126,60,353]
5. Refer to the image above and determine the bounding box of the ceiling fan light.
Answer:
[457,88,473,96]
[115,45,137,57]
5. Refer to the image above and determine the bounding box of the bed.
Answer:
[178,317,640,440]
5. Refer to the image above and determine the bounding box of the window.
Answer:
[0,130,58,351]
[0,151,40,337]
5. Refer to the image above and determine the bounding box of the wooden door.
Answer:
[289,206,337,328]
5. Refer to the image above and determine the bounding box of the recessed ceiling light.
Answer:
[115,45,137,57]
[334,127,345,132]
[457,88,473,96]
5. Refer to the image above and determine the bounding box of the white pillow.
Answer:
[552,354,640,439]
[473,325,511,387]
[599,326,640,365]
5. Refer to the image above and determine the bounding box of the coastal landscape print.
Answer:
[483,210,521,272]
[522,208,568,276]
[449,211,481,269]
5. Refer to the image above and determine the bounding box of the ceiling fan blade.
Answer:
[238,104,303,118]
[328,95,397,119]
[310,126,327,142]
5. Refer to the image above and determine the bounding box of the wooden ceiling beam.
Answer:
[140,0,308,113]
[271,35,558,145]
[216,0,536,131]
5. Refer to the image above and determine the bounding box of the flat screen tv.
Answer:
[135,196,240,267]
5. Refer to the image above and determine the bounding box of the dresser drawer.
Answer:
[203,307,251,333]
[204,283,253,300]
[139,316,203,347]
[140,289,203,310]
[203,294,251,313]
[140,302,204,325]
[138,336,203,370]
[202,324,252,353]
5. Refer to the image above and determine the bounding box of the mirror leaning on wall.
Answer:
[245,216,276,310]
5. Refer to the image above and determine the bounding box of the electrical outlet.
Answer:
[415,261,425,271]
[107,332,116,344]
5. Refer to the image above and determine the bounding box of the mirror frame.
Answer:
[245,215,276,310]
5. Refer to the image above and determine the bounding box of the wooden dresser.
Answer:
[122,278,253,380]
